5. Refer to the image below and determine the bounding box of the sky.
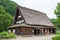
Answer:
[13,0,60,19]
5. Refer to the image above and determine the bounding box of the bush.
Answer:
[52,35,60,40]
[0,31,16,39]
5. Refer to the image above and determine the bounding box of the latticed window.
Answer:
[18,15,22,18]
[16,20,24,24]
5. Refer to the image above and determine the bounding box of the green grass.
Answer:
[52,32,60,40]
[56,32,60,35]
[52,35,60,40]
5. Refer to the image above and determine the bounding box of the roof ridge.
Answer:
[17,6,46,15]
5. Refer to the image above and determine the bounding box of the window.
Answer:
[8,30,11,32]
[32,29,34,32]
[13,29,15,33]
[16,20,24,24]
[18,15,22,18]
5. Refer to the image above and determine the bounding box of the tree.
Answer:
[0,5,13,32]
[0,0,18,16]
[51,19,58,29]
[54,3,60,29]
[0,0,18,32]
[51,19,57,26]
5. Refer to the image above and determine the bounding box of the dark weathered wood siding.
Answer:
[15,27,33,35]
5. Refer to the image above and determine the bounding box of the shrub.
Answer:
[0,31,16,39]
[52,35,60,40]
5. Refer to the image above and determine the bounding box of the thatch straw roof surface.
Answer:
[19,6,54,26]
[9,6,54,28]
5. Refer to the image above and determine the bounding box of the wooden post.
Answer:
[47,29,49,34]
[51,29,52,34]
[41,29,43,34]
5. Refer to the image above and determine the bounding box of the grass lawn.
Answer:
[52,32,60,40]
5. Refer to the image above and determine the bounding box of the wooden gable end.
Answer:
[13,7,25,24]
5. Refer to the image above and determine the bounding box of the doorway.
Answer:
[34,29,40,35]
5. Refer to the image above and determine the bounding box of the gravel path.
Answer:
[1,35,55,40]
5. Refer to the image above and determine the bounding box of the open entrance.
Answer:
[49,28,56,34]
[52,29,56,33]
[34,29,40,35]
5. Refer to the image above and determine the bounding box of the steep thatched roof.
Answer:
[9,6,54,28]
[18,6,54,26]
